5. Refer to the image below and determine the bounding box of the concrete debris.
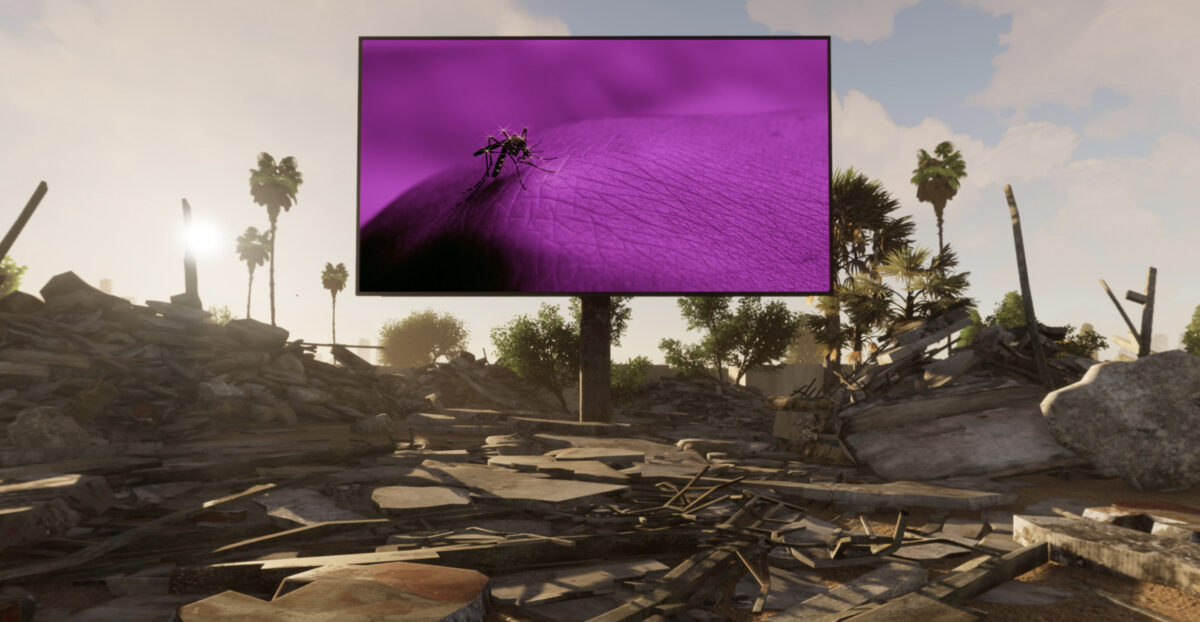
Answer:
[1041,350,1200,491]
[0,278,1194,621]
[1014,514,1200,597]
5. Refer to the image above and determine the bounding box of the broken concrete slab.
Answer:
[1013,514,1200,596]
[491,559,668,605]
[844,402,1076,481]
[894,541,975,561]
[273,561,490,603]
[372,485,472,514]
[924,350,981,389]
[741,479,1016,511]
[839,381,1047,434]
[771,561,926,620]
[424,463,628,510]
[253,488,366,527]
[509,417,634,437]
[551,447,645,468]
[1041,350,1200,491]
[488,456,630,485]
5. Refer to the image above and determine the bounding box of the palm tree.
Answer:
[809,168,915,391]
[321,262,349,344]
[249,152,303,326]
[235,227,270,319]
[911,141,968,252]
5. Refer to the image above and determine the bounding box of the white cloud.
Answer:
[963,0,1200,140]
[746,0,921,43]
[0,0,568,354]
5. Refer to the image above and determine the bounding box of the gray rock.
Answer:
[224,318,289,349]
[7,406,105,452]
[1041,350,1200,491]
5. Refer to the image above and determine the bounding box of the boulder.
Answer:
[225,318,289,349]
[1041,350,1200,491]
[6,406,106,457]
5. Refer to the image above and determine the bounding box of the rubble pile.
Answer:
[761,306,1116,484]
[0,272,565,467]
[1,277,1198,621]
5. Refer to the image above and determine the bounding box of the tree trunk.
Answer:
[331,292,337,344]
[246,269,254,319]
[268,221,277,326]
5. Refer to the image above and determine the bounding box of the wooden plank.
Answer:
[0,483,276,583]
[877,315,974,365]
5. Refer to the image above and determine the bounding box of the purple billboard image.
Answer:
[359,37,830,294]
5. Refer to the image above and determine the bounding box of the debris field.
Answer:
[1,273,1199,621]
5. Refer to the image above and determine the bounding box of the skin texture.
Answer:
[360,111,830,293]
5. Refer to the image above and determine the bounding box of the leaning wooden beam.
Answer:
[1003,185,1053,389]
[0,181,48,265]
[0,483,275,583]
[1099,279,1141,343]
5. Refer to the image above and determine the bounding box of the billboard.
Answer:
[359,37,831,294]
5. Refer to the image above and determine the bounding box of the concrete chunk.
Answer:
[1013,513,1200,596]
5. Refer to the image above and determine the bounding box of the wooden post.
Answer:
[1004,185,1053,389]
[579,294,612,423]
[1136,267,1157,357]
[0,181,48,263]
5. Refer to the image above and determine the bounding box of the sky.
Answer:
[1,0,1197,366]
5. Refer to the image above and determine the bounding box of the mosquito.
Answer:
[456,127,556,207]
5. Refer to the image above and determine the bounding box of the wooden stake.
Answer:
[1003,185,1053,389]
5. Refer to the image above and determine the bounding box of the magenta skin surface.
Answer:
[359,38,830,294]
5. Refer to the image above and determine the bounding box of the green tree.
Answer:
[611,355,653,407]
[804,168,915,389]
[248,152,303,326]
[1057,324,1108,359]
[235,226,270,319]
[1182,303,1200,356]
[784,323,824,365]
[379,310,468,368]
[987,291,1027,329]
[490,299,634,414]
[0,256,28,299]
[205,305,234,326]
[660,296,800,384]
[911,140,968,252]
[957,308,985,347]
[491,304,579,414]
[321,262,349,344]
